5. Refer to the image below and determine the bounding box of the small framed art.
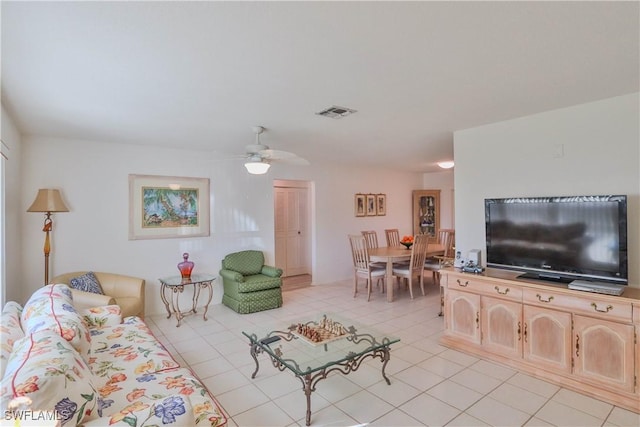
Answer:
[376,194,386,216]
[355,193,366,217]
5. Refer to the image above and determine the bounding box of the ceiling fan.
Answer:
[242,126,309,174]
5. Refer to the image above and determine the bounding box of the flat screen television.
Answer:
[485,195,628,285]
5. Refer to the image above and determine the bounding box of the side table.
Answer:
[158,274,215,327]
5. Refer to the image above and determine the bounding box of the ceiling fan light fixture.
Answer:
[244,160,271,174]
[437,161,455,169]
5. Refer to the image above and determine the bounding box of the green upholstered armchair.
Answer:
[219,250,283,314]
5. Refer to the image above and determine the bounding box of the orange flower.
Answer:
[108,373,127,384]
[15,376,39,394]
[99,382,122,397]
[109,402,149,424]
[159,376,187,389]
[126,388,146,402]
[400,235,414,243]
[134,360,154,374]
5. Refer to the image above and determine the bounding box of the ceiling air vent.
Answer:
[315,105,357,119]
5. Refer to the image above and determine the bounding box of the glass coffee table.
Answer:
[242,314,400,426]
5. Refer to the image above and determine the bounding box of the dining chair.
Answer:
[392,234,429,299]
[362,230,386,270]
[361,230,379,249]
[426,228,455,315]
[348,234,386,301]
[384,229,401,247]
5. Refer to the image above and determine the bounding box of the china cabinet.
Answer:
[412,190,440,240]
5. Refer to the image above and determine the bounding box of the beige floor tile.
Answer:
[551,388,613,420]
[470,359,518,381]
[232,401,295,427]
[297,404,358,427]
[215,383,270,417]
[399,393,460,426]
[535,400,604,426]
[488,382,548,415]
[449,367,502,395]
[273,388,331,422]
[334,390,394,424]
[605,406,640,426]
[368,377,422,407]
[466,396,531,426]
[417,354,466,378]
[393,365,446,391]
[427,379,484,410]
[446,412,491,426]
[369,409,424,426]
[506,372,560,398]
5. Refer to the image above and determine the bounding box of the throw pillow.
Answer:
[70,272,104,295]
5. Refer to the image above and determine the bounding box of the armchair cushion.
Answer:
[70,271,104,295]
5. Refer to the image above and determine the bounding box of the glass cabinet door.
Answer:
[413,190,440,239]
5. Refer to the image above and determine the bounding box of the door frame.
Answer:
[273,179,314,280]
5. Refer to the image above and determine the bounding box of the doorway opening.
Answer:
[274,180,313,290]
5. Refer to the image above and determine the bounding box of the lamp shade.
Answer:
[27,189,69,213]
[244,161,271,175]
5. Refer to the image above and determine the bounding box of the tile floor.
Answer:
[145,280,640,427]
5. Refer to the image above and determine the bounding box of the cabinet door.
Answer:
[481,296,522,358]
[523,305,572,373]
[412,190,440,240]
[446,289,481,345]
[573,315,635,392]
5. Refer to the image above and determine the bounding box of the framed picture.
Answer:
[355,193,366,217]
[376,194,386,216]
[366,194,376,216]
[129,174,210,240]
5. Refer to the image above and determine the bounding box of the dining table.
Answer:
[369,243,445,302]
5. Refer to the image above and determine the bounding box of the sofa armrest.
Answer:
[97,273,145,299]
[71,289,116,310]
[219,269,245,282]
[261,265,283,278]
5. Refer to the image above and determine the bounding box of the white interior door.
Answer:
[274,183,310,277]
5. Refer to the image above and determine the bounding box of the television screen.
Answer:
[485,195,628,284]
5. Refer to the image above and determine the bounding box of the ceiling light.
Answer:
[437,161,455,169]
[244,160,270,174]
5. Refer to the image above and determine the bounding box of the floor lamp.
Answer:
[27,189,69,285]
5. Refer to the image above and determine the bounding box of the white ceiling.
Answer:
[2,1,638,172]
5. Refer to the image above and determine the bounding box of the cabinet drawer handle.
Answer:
[494,286,509,295]
[457,279,469,287]
[590,302,613,313]
[517,321,521,341]
[536,294,554,303]
[575,334,580,357]
[476,312,479,329]
[523,323,528,343]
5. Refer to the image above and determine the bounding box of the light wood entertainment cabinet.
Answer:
[441,268,640,413]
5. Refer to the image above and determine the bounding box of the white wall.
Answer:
[18,136,424,314]
[1,106,23,304]
[454,93,640,287]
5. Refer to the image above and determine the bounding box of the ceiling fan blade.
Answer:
[260,149,310,165]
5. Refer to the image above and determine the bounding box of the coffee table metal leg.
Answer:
[250,342,261,379]
[201,281,214,321]
[160,283,172,318]
[381,345,391,385]
[302,373,313,426]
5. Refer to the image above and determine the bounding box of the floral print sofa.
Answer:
[0,284,227,426]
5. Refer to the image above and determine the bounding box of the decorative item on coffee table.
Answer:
[290,314,350,346]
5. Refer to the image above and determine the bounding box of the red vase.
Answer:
[178,253,194,280]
